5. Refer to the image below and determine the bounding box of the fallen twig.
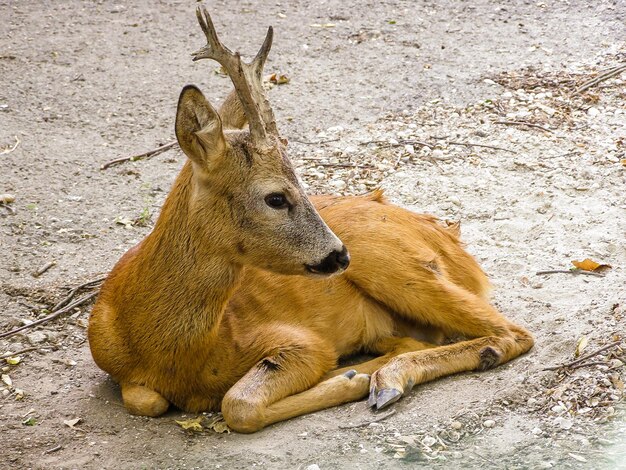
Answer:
[0,347,40,360]
[0,292,98,339]
[536,269,604,278]
[543,340,622,371]
[0,278,105,339]
[445,140,517,154]
[0,202,16,215]
[338,409,396,429]
[32,261,56,278]
[1,135,20,155]
[100,140,178,170]
[311,162,374,169]
[52,277,106,311]
[573,64,626,95]
[493,120,553,134]
[290,138,340,145]
[43,445,62,455]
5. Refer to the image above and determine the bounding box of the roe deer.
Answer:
[88,7,534,433]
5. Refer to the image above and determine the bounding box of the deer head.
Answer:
[174,7,349,276]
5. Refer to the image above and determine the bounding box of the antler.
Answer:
[191,7,279,149]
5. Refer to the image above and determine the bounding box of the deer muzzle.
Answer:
[305,245,350,276]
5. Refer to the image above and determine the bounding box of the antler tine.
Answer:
[250,26,279,137]
[251,26,273,78]
[192,6,269,146]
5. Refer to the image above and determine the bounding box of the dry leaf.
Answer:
[610,373,624,392]
[1,374,12,387]
[621,158,626,167]
[571,258,612,272]
[206,415,231,434]
[575,336,588,357]
[5,356,21,365]
[175,416,204,432]
[64,418,82,428]
[269,73,290,85]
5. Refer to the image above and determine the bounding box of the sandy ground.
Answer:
[1,1,625,468]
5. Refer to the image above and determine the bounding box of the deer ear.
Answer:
[175,85,226,166]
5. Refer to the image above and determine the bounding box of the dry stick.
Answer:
[493,121,554,134]
[100,140,178,170]
[32,261,56,278]
[0,135,20,155]
[569,360,624,371]
[0,347,39,360]
[543,340,623,371]
[52,277,106,311]
[338,409,397,429]
[445,140,517,154]
[535,269,604,278]
[0,292,99,340]
[290,138,340,145]
[573,64,626,95]
[43,445,63,455]
[0,202,16,215]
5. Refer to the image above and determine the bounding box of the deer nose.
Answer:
[305,246,350,275]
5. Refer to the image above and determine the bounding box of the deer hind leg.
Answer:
[121,383,169,417]
[220,325,369,433]
[348,260,534,409]
[323,336,436,379]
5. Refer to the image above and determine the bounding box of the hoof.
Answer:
[367,384,377,407]
[375,388,402,410]
[343,369,357,379]
[478,346,501,370]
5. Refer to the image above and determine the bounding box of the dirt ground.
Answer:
[1,0,625,468]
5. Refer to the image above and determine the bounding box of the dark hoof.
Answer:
[343,369,357,380]
[376,388,402,410]
[406,378,415,391]
[478,346,501,370]
[367,384,377,407]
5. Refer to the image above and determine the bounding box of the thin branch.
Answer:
[338,409,396,429]
[32,261,56,278]
[573,64,626,95]
[536,269,604,278]
[0,347,40,360]
[543,340,622,371]
[52,277,106,311]
[493,120,553,134]
[290,138,339,145]
[0,278,105,339]
[309,162,373,169]
[445,140,517,154]
[0,135,21,155]
[100,140,178,170]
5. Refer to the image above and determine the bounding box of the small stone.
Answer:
[422,436,436,447]
[531,427,543,435]
[551,404,565,413]
[527,398,538,406]
[329,180,346,190]
[553,416,573,430]
[587,107,600,117]
[450,420,463,430]
[483,419,495,428]
[306,465,320,470]
[431,149,446,160]
[26,331,47,345]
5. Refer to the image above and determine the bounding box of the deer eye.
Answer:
[265,193,289,210]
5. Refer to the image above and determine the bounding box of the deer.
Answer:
[88,6,534,433]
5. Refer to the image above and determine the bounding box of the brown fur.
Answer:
[88,15,534,433]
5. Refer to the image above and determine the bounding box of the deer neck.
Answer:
[136,161,242,337]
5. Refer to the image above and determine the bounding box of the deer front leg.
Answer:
[121,383,170,417]
[220,325,369,433]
